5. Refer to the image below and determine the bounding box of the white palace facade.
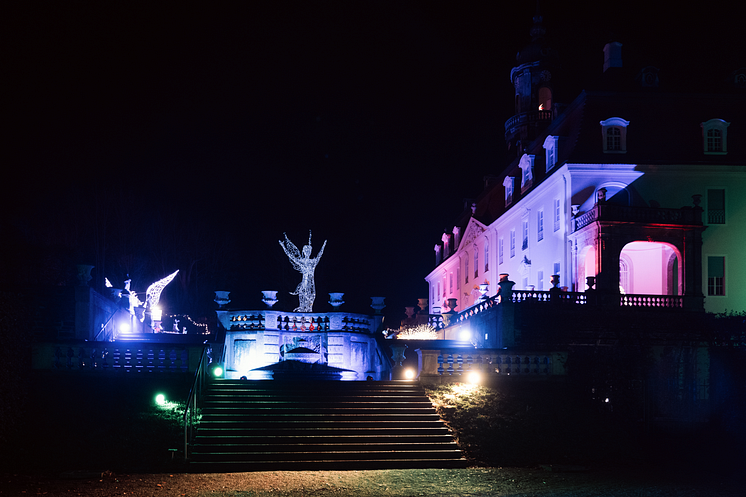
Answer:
[426,19,745,316]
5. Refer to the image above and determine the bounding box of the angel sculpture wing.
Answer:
[145,270,179,309]
[279,233,303,270]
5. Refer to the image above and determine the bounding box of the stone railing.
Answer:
[509,289,587,304]
[573,203,702,232]
[620,294,683,308]
[504,110,553,134]
[32,342,204,373]
[219,310,374,333]
[453,291,587,326]
[416,347,567,385]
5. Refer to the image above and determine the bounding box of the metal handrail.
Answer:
[94,308,121,342]
[183,345,211,461]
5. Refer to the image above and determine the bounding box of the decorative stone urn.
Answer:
[328,292,345,309]
[404,307,415,319]
[262,290,279,308]
[551,274,560,288]
[497,273,515,303]
[370,297,386,314]
[390,343,408,367]
[417,298,428,312]
[76,264,94,286]
[214,291,231,309]
[586,276,596,291]
[446,298,458,312]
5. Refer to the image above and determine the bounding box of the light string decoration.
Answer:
[279,231,327,312]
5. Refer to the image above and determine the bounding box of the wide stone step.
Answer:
[191,442,459,453]
[191,449,464,463]
[193,434,458,445]
[194,426,453,437]
[202,408,437,416]
[200,412,441,420]
[196,420,446,430]
[187,458,469,471]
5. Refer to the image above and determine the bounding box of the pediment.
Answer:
[458,218,488,250]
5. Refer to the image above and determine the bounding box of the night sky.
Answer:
[4,2,741,323]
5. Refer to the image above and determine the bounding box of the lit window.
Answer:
[537,210,544,242]
[543,136,559,172]
[701,119,730,155]
[473,246,479,279]
[519,154,535,192]
[600,117,630,153]
[522,220,529,251]
[465,256,469,284]
[503,176,515,207]
[707,189,725,224]
[484,240,489,272]
[499,237,504,264]
[554,198,560,232]
[449,273,453,293]
[538,270,544,290]
[538,86,552,111]
[708,256,725,296]
[510,230,515,258]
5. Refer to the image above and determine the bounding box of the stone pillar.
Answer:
[371,297,386,333]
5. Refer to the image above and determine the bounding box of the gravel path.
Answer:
[3,467,742,496]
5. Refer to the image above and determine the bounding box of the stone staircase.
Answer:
[188,379,468,471]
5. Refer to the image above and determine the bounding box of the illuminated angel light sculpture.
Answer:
[279,231,327,312]
[145,270,179,309]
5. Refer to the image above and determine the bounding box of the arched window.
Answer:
[484,239,489,272]
[600,117,630,153]
[701,119,730,155]
[619,258,630,294]
[474,246,479,279]
[538,87,552,111]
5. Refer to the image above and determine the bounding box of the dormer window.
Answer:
[600,117,630,153]
[543,135,559,172]
[503,176,515,207]
[519,154,535,192]
[442,233,450,257]
[701,119,730,155]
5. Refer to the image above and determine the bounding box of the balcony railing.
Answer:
[620,294,682,308]
[219,310,374,334]
[573,203,703,232]
[504,110,553,135]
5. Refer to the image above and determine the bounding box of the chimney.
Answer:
[603,42,622,73]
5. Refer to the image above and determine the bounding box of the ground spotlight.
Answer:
[155,393,167,406]
[467,371,481,384]
[404,368,416,380]
[460,328,471,341]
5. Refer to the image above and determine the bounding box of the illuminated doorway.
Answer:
[619,241,680,295]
